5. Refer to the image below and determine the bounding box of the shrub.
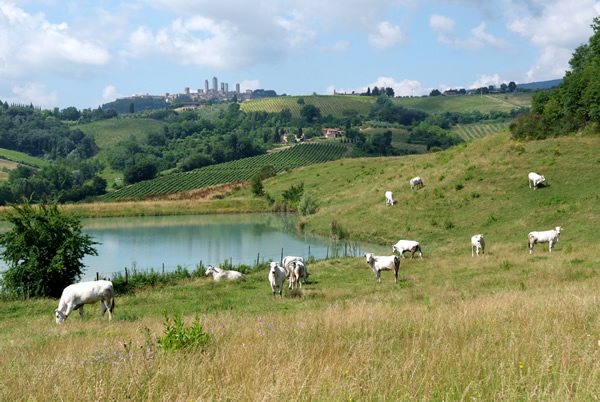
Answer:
[157,313,210,352]
[454,182,464,191]
[298,192,317,216]
[251,173,264,196]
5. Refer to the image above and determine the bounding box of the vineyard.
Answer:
[452,122,509,141]
[99,143,348,201]
[241,95,375,118]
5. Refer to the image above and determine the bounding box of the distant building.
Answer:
[212,77,218,93]
[322,128,344,138]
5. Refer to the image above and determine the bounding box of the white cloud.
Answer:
[9,82,58,109]
[239,80,261,92]
[331,76,427,97]
[0,2,111,78]
[368,21,406,50]
[469,73,503,89]
[332,40,350,53]
[430,14,507,50]
[504,0,600,81]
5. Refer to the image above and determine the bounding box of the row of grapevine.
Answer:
[453,122,508,141]
[100,143,348,201]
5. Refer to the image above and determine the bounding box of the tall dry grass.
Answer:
[3,244,600,400]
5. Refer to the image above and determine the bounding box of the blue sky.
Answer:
[1,0,599,110]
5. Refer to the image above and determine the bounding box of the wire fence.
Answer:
[80,239,375,283]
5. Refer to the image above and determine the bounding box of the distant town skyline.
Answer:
[1,1,598,110]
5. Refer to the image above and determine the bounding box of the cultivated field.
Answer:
[99,143,348,201]
[74,118,167,149]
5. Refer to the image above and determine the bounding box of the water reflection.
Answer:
[77,214,386,281]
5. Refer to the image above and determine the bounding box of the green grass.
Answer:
[74,118,167,149]
[394,93,532,114]
[452,122,509,140]
[0,148,50,168]
[241,94,376,118]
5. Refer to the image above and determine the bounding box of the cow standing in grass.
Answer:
[471,234,485,256]
[410,176,424,191]
[529,227,562,254]
[365,253,400,284]
[268,262,287,298]
[528,172,546,190]
[385,191,394,206]
[55,280,114,324]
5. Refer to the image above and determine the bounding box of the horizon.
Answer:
[0,1,598,110]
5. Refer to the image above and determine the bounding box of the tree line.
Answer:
[510,16,600,140]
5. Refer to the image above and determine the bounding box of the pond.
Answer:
[72,213,386,281]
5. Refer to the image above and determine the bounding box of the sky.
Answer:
[1,0,599,110]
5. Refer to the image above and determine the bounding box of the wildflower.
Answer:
[519,361,523,369]
[208,378,212,382]
[344,370,349,376]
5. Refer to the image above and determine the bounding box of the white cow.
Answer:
[282,256,310,283]
[471,234,485,256]
[392,240,423,259]
[55,280,114,324]
[205,265,245,281]
[285,260,306,290]
[365,253,400,284]
[410,176,424,191]
[268,262,287,298]
[528,226,562,254]
[385,191,394,206]
[528,172,546,190]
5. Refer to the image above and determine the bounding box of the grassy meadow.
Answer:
[2,130,600,399]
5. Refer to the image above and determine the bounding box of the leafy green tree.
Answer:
[251,173,264,196]
[0,199,98,298]
[300,104,321,123]
[123,160,158,184]
[429,89,442,96]
[508,81,517,92]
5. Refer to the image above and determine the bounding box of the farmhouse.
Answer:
[322,128,345,138]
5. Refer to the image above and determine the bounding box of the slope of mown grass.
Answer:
[241,94,375,118]
[393,92,532,113]
[0,148,50,169]
[254,130,598,251]
[74,118,167,149]
[2,131,600,399]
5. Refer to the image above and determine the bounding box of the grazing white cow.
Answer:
[392,240,423,259]
[385,191,394,206]
[410,176,424,191]
[528,226,562,254]
[528,172,546,190]
[282,256,310,283]
[471,234,485,256]
[285,260,306,290]
[55,280,114,324]
[268,262,287,298]
[365,253,400,284]
[205,265,245,281]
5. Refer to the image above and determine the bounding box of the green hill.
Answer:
[73,118,167,149]
[249,130,596,250]
[99,143,349,201]
[241,93,532,118]
[241,95,376,118]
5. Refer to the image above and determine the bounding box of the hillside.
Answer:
[241,93,532,117]
[73,118,167,149]
[246,130,597,250]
